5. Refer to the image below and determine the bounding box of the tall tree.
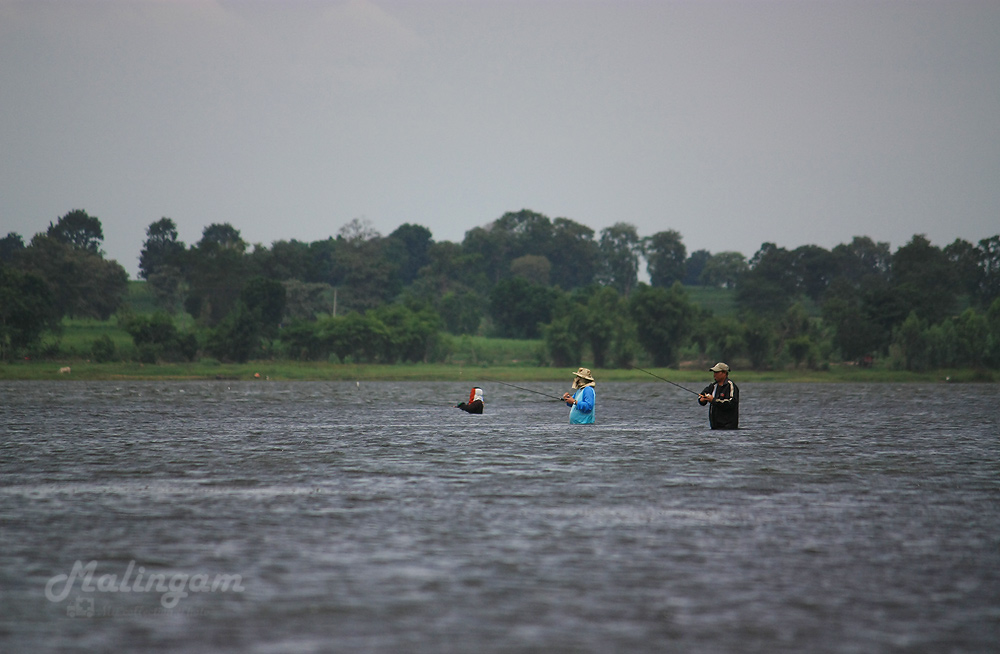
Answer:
[890,234,957,325]
[628,282,695,367]
[139,218,185,280]
[386,223,433,286]
[683,249,711,286]
[699,251,747,288]
[645,230,687,288]
[584,285,624,368]
[0,232,25,263]
[598,222,642,296]
[789,244,837,301]
[0,267,58,360]
[18,235,128,320]
[241,276,287,340]
[548,217,599,290]
[943,238,982,300]
[977,235,1000,306]
[185,223,248,324]
[831,236,891,284]
[332,220,399,312]
[735,243,796,316]
[46,209,104,253]
[488,278,559,339]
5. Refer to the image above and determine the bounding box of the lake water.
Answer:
[1,380,998,653]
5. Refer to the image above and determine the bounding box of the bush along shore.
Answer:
[0,359,993,383]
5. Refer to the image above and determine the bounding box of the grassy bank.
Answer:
[0,359,991,383]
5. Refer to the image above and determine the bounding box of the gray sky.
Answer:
[2,0,998,279]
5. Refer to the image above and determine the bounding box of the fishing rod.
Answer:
[482,378,565,401]
[631,366,701,396]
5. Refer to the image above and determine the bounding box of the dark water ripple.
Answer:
[1,380,998,653]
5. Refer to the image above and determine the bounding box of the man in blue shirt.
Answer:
[563,367,596,424]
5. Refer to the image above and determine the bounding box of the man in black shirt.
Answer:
[698,362,739,429]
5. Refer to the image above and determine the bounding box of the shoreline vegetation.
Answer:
[0,360,992,383]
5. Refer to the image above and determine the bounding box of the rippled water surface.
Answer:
[2,380,998,653]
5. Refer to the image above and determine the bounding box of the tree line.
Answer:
[2,208,999,371]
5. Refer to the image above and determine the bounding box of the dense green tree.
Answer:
[139,218,187,312]
[47,209,104,253]
[90,334,118,363]
[628,282,695,367]
[139,218,185,280]
[321,311,390,363]
[893,311,929,371]
[598,222,642,296]
[822,278,889,361]
[548,217,599,290]
[735,243,796,316]
[744,315,777,370]
[789,244,837,301]
[699,251,747,288]
[185,223,248,325]
[200,222,246,251]
[890,234,957,325]
[18,235,128,320]
[952,308,989,368]
[241,276,287,340]
[510,254,551,286]
[0,232,25,263]
[147,265,185,314]
[0,267,58,360]
[281,320,325,360]
[832,236,891,284]
[372,302,442,363]
[976,235,1000,306]
[123,311,197,362]
[683,249,711,286]
[493,209,554,257]
[543,294,588,367]
[944,238,982,300]
[318,218,400,312]
[460,210,550,285]
[644,230,686,288]
[462,224,512,285]
[439,289,484,335]
[705,316,747,366]
[206,301,260,363]
[488,278,559,339]
[584,285,623,369]
[986,298,1000,367]
[386,223,433,286]
[281,280,335,321]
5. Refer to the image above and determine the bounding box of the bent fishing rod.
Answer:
[482,378,565,401]
[631,366,701,396]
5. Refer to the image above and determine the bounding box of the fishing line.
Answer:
[631,366,701,396]
[481,378,565,401]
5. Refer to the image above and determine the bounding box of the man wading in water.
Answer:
[563,367,596,424]
[698,362,739,429]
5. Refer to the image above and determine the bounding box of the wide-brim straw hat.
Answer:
[572,367,595,382]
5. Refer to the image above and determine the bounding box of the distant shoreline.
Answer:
[0,361,991,384]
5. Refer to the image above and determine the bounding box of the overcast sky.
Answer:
[2,0,998,279]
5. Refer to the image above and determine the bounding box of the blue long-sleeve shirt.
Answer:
[568,386,596,424]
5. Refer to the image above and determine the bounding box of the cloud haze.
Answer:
[2,0,998,278]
